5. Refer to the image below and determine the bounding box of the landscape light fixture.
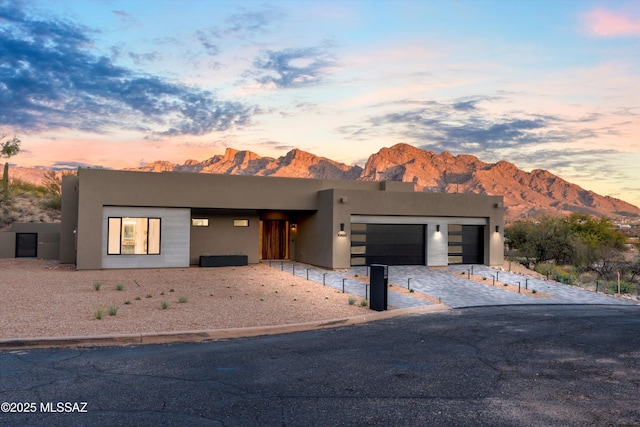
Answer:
[338,223,347,237]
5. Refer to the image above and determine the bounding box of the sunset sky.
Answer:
[1,0,640,207]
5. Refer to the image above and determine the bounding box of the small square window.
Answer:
[192,218,209,227]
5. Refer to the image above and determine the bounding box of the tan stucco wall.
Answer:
[72,170,386,269]
[189,211,260,264]
[295,190,336,269]
[329,188,504,267]
[0,232,15,258]
[66,169,504,270]
[0,223,61,260]
[60,176,79,264]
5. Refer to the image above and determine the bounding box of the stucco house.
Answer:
[48,169,505,270]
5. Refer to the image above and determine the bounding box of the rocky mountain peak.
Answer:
[13,144,638,221]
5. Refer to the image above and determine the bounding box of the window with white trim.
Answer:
[108,217,161,255]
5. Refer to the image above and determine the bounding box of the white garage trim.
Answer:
[350,215,487,225]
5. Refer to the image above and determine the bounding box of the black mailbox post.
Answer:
[370,264,388,311]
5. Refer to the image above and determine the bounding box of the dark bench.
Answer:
[199,255,248,267]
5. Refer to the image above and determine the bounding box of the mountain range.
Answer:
[10,143,640,221]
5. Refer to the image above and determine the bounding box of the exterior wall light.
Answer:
[338,223,347,237]
[495,225,500,233]
[436,224,440,232]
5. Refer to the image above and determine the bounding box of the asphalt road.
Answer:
[1,305,639,426]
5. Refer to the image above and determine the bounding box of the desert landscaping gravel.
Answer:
[0,259,371,339]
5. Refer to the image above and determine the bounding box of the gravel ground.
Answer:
[0,259,372,339]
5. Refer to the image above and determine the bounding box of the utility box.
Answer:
[370,264,388,311]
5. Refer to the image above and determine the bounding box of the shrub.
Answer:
[360,299,368,307]
[534,263,577,285]
[178,296,188,303]
[606,281,636,294]
[348,296,356,305]
[108,305,118,316]
[115,283,124,291]
[93,281,101,291]
[161,300,169,309]
[94,307,104,319]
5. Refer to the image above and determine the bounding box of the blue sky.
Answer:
[1,0,640,207]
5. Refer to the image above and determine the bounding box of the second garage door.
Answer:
[350,223,425,266]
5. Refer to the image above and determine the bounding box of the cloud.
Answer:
[252,44,337,88]
[195,30,221,56]
[582,7,640,37]
[50,161,107,170]
[192,5,282,50]
[508,148,619,172]
[255,140,296,152]
[112,10,141,28]
[0,0,253,136]
[225,7,279,36]
[128,50,161,65]
[354,97,601,155]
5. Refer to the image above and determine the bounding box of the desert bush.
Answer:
[534,263,577,284]
[606,280,638,295]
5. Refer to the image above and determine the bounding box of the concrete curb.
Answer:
[0,304,450,351]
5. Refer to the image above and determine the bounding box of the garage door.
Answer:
[351,223,425,266]
[447,225,484,264]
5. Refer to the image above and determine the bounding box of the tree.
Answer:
[507,216,574,264]
[1,135,21,196]
[506,213,628,272]
[42,170,61,197]
[42,169,76,210]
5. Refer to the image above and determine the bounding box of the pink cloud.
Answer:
[582,8,640,37]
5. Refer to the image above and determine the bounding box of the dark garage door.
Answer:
[448,225,484,264]
[351,223,425,266]
[16,233,38,258]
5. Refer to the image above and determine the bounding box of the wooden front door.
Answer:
[261,220,288,260]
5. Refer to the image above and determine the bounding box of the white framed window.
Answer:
[107,217,161,255]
